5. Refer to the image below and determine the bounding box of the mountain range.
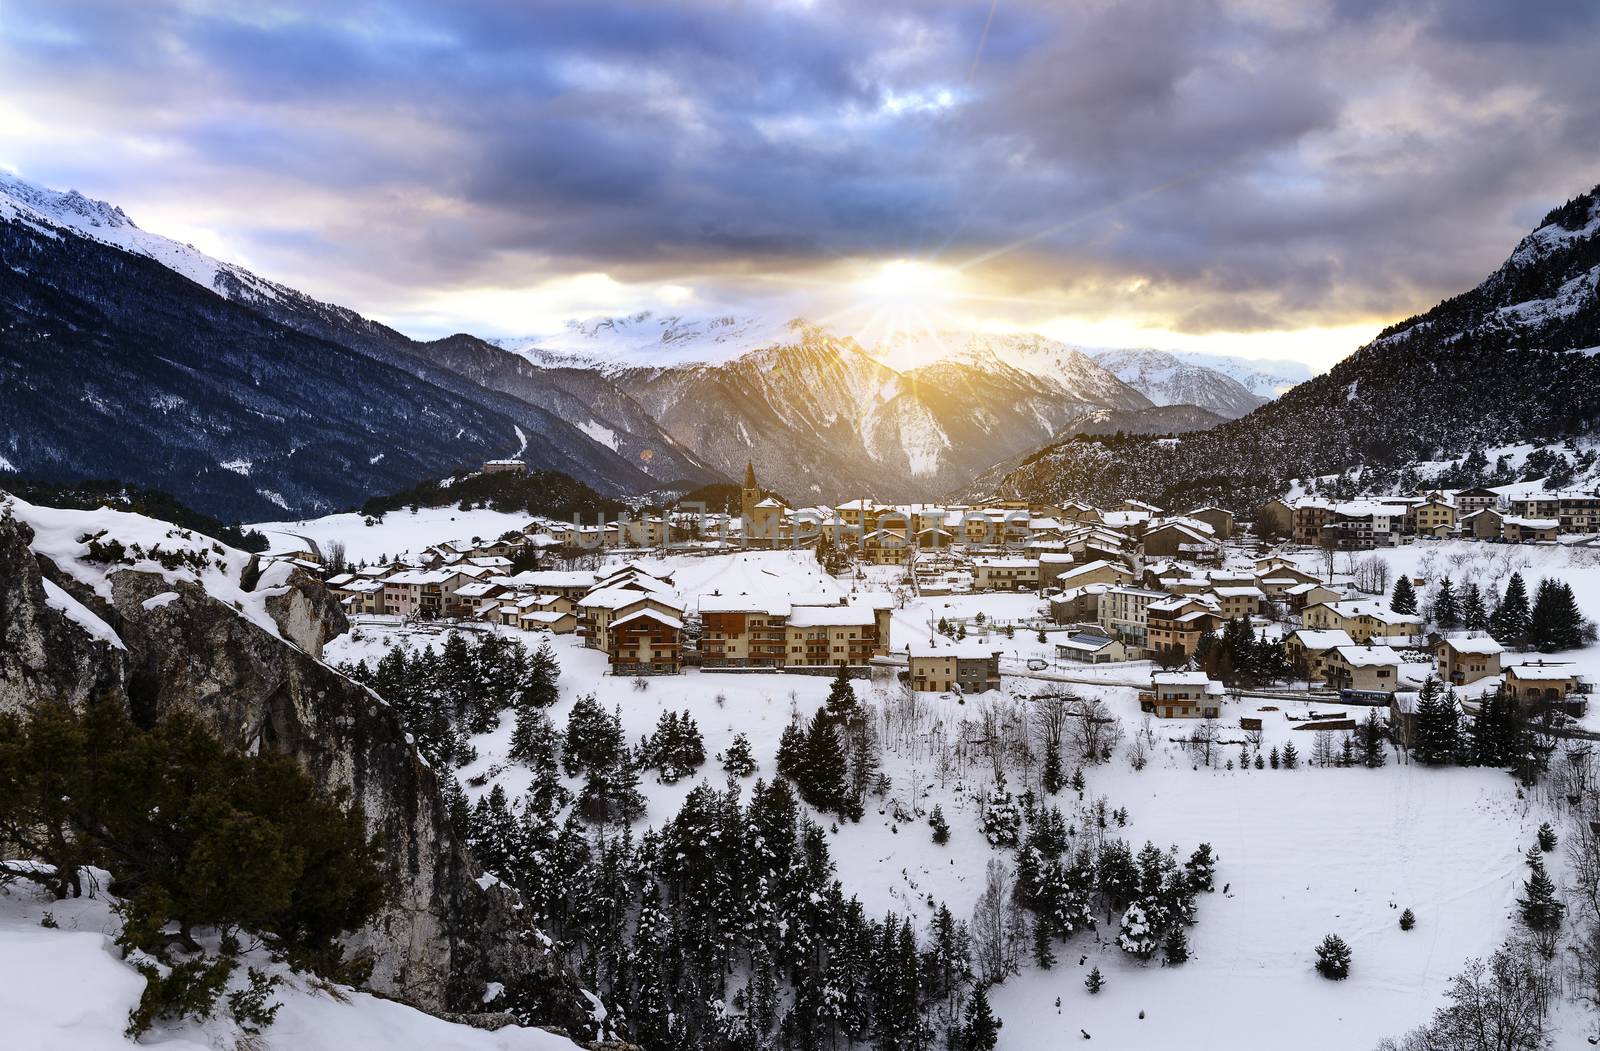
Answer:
[0,172,1288,518]
[983,183,1600,511]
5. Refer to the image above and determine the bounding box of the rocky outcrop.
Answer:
[0,512,583,1024]
[262,564,349,659]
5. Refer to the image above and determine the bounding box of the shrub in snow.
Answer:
[1400,908,1416,932]
[1315,934,1352,980]
[1085,966,1105,993]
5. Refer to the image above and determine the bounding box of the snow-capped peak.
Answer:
[0,170,281,303]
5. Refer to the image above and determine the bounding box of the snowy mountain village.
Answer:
[307,460,1593,724]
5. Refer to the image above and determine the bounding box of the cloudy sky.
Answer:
[2,0,1597,366]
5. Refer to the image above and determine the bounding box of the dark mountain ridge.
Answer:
[985,184,1600,512]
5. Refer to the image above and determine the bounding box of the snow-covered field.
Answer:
[325,608,1558,1050]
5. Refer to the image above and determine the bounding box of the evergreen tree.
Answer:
[796,708,850,816]
[929,805,951,845]
[1314,934,1351,980]
[1399,908,1415,932]
[824,663,858,724]
[1529,577,1586,652]
[960,985,1002,1051]
[1390,576,1418,615]
[1269,746,1280,769]
[1358,709,1388,768]
[1490,573,1531,649]
[1163,924,1190,966]
[1433,578,1460,631]
[720,732,757,777]
[1041,748,1065,795]
[1031,917,1056,970]
[1084,966,1104,994]
[1517,856,1564,941]
[1280,740,1299,770]
[1184,843,1217,893]
[1537,822,1558,852]
[1461,582,1489,632]
[776,721,806,781]
[1412,677,1460,766]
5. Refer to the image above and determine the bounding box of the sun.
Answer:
[855,259,962,312]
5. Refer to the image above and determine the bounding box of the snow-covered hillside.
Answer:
[0,170,284,305]
[0,879,582,1051]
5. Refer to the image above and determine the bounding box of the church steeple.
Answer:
[741,460,760,523]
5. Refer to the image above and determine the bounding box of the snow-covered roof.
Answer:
[698,593,791,615]
[1153,671,1216,687]
[787,605,877,627]
[611,608,683,631]
[1438,636,1503,656]
[1291,628,1354,649]
[1333,645,1402,668]
[1506,662,1578,682]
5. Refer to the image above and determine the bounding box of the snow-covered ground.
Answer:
[326,601,1562,1050]
[251,505,548,565]
[0,876,582,1051]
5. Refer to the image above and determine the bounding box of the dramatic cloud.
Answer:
[1,0,1596,362]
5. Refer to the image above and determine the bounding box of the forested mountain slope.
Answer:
[985,184,1600,511]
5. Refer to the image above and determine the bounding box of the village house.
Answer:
[1186,506,1235,540]
[1144,596,1222,662]
[381,568,474,618]
[1302,600,1422,644]
[1503,661,1586,711]
[1408,495,1457,538]
[1460,508,1504,540]
[1435,636,1503,686]
[905,640,1003,694]
[577,587,684,653]
[1055,628,1128,664]
[1097,585,1169,655]
[1453,487,1501,516]
[971,555,1039,591]
[784,603,890,668]
[608,605,684,676]
[1255,498,1294,537]
[1142,519,1220,561]
[698,594,791,668]
[1207,586,1264,621]
[1254,564,1325,599]
[1322,644,1402,697]
[862,527,913,565]
[1501,516,1560,543]
[1284,628,1355,680]
[1049,583,1112,624]
[1292,499,1336,544]
[1283,581,1343,611]
[1142,671,1224,719]
[1054,559,1134,591]
[504,569,600,602]
[1038,552,1078,588]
